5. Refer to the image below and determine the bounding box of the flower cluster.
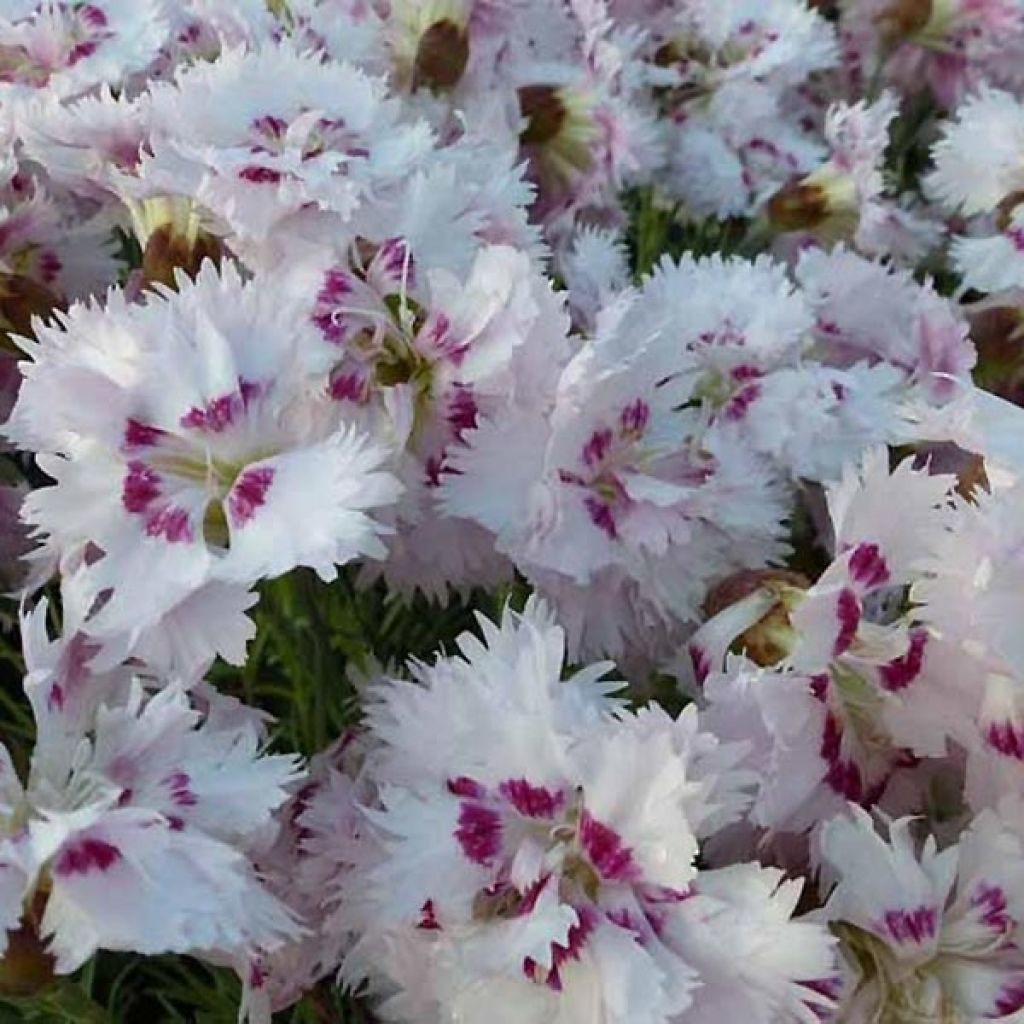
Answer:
[0,1,1024,1023]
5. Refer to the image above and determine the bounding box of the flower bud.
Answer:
[874,0,933,42]
[127,196,223,291]
[704,568,810,666]
[0,897,55,998]
[519,85,568,148]
[766,181,831,232]
[412,19,470,92]
[0,273,63,348]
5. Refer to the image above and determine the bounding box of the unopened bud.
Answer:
[519,85,568,148]
[995,190,1024,232]
[0,897,55,998]
[0,272,63,346]
[127,197,223,291]
[412,19,470,92]
[766,181,830,232]
[969,301,1024,404]
[874,0,933,42]
[705,568,810,666]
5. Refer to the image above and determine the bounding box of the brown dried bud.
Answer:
[766,181,830,232]
[705,568,810,667]
[0,272,63,344]
[874,0,933,42]
[519,85,567,148]
[412,19,470,92]
[996,190,1024,232]
[0,896,56,998]
[955,453,990,500]
[141,223,223,290]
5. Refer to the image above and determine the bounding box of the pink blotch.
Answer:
[164,770,198,808]
[454,801,502,866]
[579,810,637,882]
[498,779,564,819]
[582,428,613,469]
[847,542,890,589]
[689,643,711,685]
[986,720,1024,760]
[145,505,193,543]
[881,906,938,944]
[879,630,927,692]
[584,495,617,539]
[123,418,166,449]
[54,837,121,876]
[971,882,1011,933]
[619,398,650,437]
[238,165,284,184]
[228,467,275,527]
[446,776,486,799]
[833,588,861,656]
[122,460,161,514]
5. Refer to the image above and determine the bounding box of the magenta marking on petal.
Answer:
[731,364,762,381]
[547,905,596,988]
[825,758,864,801]
[584,495,617,539]
[251,114,288,140]
[986,720,1024,760]
[607,907,645,940]
[689,643,711,685]
[238,165,283,184]
[424,455,445,488]
[329,370,368,402]
[971,882,1011,933]
[317,268,353,304]
[182,392,245,433]
[313,311,348,343]
[375,238,414,290]
[54,838,121,876]
[46,683,64,712]
[579,810,637,882]
[582,428,613,469]
[881,906,938,944]
[145,505,194,543]
[996,979,1024,1015]
[518,874,551,916]
[848,542,890,589]
[498,779,564,819]
[228,467,275,527]
[123,418,166,449]
[879,630,927,691]
[723,382,761,421]
[167,815,185,831]
[821,712,864,799]
[38,250,61,283]
[417,899,441,931]
[122,460,161,514]
[809,674,829,700]
[69,40,99,63]
[619,399,650,438]
[248,961,267,989]
[447,386,478,438]
[639,884,693,904]
[454,801,502,865]
[799,977,842,1021]
[80,4,108,27]
[446,776,486,799]
[1008,227,1024,254]
[833,587,861,656]
[164,770,198,807]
